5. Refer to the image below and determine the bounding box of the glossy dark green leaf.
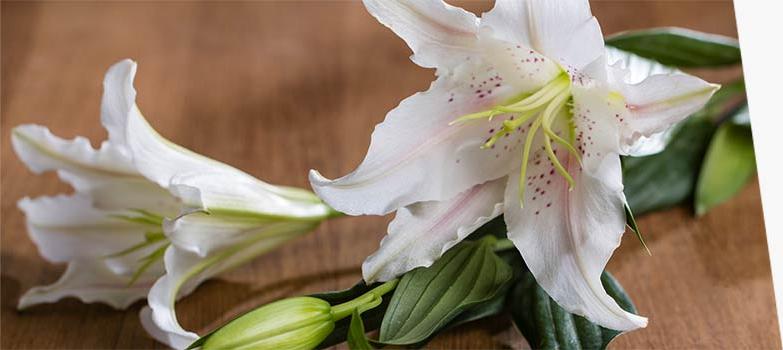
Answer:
[347,309,373,350]
[606,27,741,67]
[378,237,513,345]
[622,115,716,215]
[510,270,637,350]
[695,117,755,215]
[622,80,746,215]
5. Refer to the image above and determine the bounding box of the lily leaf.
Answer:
[466,215,508,241]
[510,270,637,350]
[347,293,384,350]
[443,288,508,330]
[622,115,716,215]
[695,113,756,215]
[378,237,513,346]
[624,204,651,255]
[347,309,374,350]
[606,27,741,67]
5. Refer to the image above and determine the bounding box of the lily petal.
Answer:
[605,47,676,84]
[504,152,647,331]
[88,178,180,217]
[607,58,719,153]
[570,77,624,173]
[602,48,678,156]
[17,194,167,307]
[142,228,312,349]
[18,259,157,310]
[102,60,326,221]
[162,172,331,257]
[11,124,137,192]
[481,0,604,69]
[101,59,137,147]
[168,172,331,221]
[163,191,323,257]
[18,194,154,263]
[362,178,505,283]
[311,49,560,216]
[362,0,479,69]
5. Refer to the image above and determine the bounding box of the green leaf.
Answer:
[465,215,507,241]
[444,288,508,329]
[606,27,741,67]
[347,309,374,350]
[705,80,747,118]
[509,270,637,350]
[346,294,384,350]
[622,115,716,215]
[624,204,650,255]
[378,237,513,346]
[695,117,755,215]
[622,80,746,215]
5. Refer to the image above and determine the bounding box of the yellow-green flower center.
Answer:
[452,73,582,207]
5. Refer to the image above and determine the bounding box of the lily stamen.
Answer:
[449,74,570,126]
[481,109,539,149]
[500,75,570,112]
[540,90,576,191]
[452,73,581,206]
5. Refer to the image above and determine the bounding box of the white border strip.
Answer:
[734,0,783,344]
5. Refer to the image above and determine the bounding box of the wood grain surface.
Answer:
[1,1,779,349]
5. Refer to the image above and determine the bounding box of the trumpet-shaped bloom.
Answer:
[13,60,334,348]
[310,0,718,331]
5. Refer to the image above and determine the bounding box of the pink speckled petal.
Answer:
[504,151,647,331]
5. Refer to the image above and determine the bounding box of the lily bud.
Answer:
[197,297,334,350]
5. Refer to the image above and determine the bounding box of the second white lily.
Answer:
[13,59,335,349]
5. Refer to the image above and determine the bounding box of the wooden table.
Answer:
[2,1,779,348]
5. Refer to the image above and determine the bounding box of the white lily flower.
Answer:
[310,0,718,331]
[13,59,334,347]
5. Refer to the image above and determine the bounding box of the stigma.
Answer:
[451,73,582,207]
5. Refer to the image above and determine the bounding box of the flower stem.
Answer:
[330,279,399,321]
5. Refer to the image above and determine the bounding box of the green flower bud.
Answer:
[199,296,334,350]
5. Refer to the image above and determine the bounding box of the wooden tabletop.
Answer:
[1,1,779,349]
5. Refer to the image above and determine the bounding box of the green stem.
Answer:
[330,279,399,321]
